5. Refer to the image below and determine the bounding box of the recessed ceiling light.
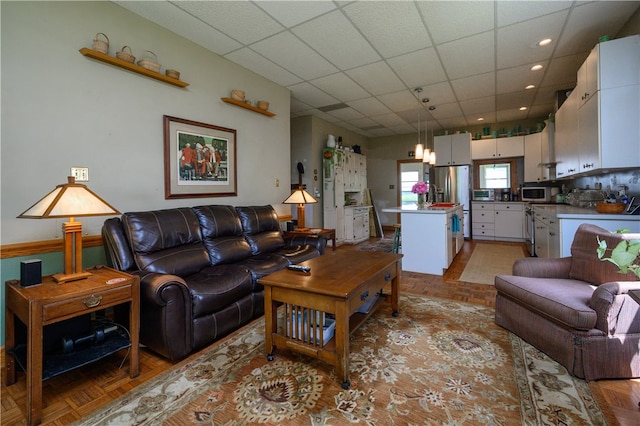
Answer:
[477,117,484,121]
[525,84,535,90]
[538,38,552,47]
[519,106,528,111]
[531,64,543,71]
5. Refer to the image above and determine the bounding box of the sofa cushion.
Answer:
[122,208,210,276]
[186,264,254,317]
[193,205,252,265]
[494,274,597,330]
[236,206,285,254]
[569,223,640,285]
[236,253,289,281]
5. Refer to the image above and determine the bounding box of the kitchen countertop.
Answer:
[382,204,463,214]
[532,204,640,220]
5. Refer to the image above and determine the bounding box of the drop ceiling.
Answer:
[114,1,640,137]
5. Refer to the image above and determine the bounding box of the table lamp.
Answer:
[17,176,121,283]
[282,187,317,229]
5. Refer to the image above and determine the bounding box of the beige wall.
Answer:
[1,1,292,244]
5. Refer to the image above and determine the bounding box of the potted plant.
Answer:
[597,229,640,278]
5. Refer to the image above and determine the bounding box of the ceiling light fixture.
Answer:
[477,117,485,121]
[531,64,543,71]
[414,88,424,160]
[538,38,552,46]
[519,106,528,111]
[525,84,535,90]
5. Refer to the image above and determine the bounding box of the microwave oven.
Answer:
[521,187,551,202]
[473,189,495,201]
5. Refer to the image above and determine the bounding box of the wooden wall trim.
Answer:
[0,235,103,259]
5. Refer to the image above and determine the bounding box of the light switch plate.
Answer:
[71,167,89,181]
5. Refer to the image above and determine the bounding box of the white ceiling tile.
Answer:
[451,72,495,101]
[343,1,432,58]
[460,96,496,116]
[554,1,640,57]
[528,103,556,120]
[310,73,369,102]
[225,48,302,87]
[176,1,284,45]
[496,1,572,27]
[436,117,470,130]
[421,81,457,105]
[497,11,569,69]
[255,1,337,28]
[347,117,381,129]
[469,112,497,124]
[496,108,530,123]
[387,48,447,88]
[377,90,422,112]
[370,112,408,127]
[327,107,365,121]
[497,90,535,110]
[346,61,407,95]
[539,53,585,88]
[288,82,340,108]
[292,10,381,69]
[497,64,545,95]
[113,1,242,55]
[437,31,495,80]
[347,97,393,117]
[291,97,314,114]
[251,31,338,80]
[429,102,464,120]
[418,1,494,45]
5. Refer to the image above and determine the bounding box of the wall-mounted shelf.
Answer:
[79,48,189,88]
[221,97,276,117]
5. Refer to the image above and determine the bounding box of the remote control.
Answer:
[288,265,311,273]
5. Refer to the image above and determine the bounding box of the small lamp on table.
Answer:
[17,176,121,283]
[282,186,317,229]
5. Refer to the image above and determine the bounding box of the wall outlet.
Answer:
[71,167,89,181]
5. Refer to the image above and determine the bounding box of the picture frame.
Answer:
[163,115,237,199]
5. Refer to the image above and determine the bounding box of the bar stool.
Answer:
[392,224,401,254]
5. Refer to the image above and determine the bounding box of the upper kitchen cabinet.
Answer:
[555,35,640,177]
[524,122,554,183]
[471,136,524,160]
[555,89,580,178]
[434,133,472,166]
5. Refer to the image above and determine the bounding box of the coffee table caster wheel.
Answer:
[341,380,350,390]
[267,353,274,361]
[392,311,399,317]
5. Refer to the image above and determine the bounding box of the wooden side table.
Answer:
[4,265,140,426]
[283,228,336,251]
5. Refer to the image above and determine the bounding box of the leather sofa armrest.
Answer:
[590,281,640,334]
[138,272,193,360]
[284,234,327,255]
[512,257,572,278]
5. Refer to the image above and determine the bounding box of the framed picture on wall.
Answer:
[163,115,237,199]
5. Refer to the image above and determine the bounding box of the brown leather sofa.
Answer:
[102,204,326,360]
[495,223,640,380]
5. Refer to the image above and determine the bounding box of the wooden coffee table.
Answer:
[283,228,336,250]
[258,250,402,389]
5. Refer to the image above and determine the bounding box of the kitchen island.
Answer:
[382,204,464,275]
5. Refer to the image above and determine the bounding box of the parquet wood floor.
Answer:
[1,236,638,425]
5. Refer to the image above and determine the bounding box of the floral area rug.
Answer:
[356,238,394,253]
[72,295,606,425]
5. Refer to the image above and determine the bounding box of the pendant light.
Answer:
[414,88,424,160]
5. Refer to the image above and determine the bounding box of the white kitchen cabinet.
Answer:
[554,88,579,178]
[472,202,494,240]
[524,123,554,183]
[434,133,471,166]
[343,151,367,191]
[556,35,640,177]
[471,136,524,160]
[344,206,371,244]
[533,207,560,258]
[494,203,524,240]
[559,218,640,257]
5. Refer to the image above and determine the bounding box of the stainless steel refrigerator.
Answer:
[431,165,471,238]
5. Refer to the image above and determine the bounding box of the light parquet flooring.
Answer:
[1,236,639,425]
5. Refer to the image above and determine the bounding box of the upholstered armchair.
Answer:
[494,223,640,380]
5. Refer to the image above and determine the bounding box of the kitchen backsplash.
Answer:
[572,169,640,198]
